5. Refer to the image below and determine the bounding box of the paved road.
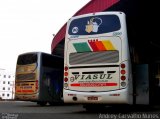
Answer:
[0,101,160,119]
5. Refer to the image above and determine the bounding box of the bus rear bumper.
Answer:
[15,94,38,101]
[63,89,130,104]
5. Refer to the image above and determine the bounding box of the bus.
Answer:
[63,11,160,109]
[15,52,64,106]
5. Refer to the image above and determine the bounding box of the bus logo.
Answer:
[72,27,79,34]
[85,17,102,33]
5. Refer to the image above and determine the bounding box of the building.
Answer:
[0,69,15,100]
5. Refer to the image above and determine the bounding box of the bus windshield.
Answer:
[17,54,37,65]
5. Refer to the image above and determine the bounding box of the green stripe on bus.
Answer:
[73,42,91,52]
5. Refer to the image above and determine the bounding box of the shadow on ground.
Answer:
[75,105,160,114]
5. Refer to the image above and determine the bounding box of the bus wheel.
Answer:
[37,101,47,106]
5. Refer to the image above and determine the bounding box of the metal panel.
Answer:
[135,64,149,104]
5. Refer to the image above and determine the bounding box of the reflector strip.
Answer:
[71,83,117,87]
[16,90,21,92]
[16,90,34,92]
[88,40,99,51]
[102,40,115,50]
[73,42,91,52]
[95,41,106,51]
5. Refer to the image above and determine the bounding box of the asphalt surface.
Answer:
[0,101,160,119]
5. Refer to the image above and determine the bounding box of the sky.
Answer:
[0,0,90,72]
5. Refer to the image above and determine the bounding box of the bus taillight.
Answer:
[64,72,68,76]
[64,77,68,82]
[121,70,126,74]
[121,76,126,80]
[121,82,126,87]
[64,66,68,71]
[121,63,126,68]
[120,63,126,87]
[64,83,68,88]
[36,80,38,90]
[64,66,69,88]
[64,66,69,76]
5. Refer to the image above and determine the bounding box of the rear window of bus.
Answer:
[68,15,121,35]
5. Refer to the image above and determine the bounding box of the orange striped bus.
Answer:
[15,52,63,106]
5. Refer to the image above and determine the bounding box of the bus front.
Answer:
[63,12,132,104]
[15,52,39,101]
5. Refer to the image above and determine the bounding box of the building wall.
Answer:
[0,70,15,100]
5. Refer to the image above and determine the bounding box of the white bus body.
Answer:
[63,12,133,104]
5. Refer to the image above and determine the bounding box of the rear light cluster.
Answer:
[35,80,38,91]
[64,66,69,88]
[120,63,126,87]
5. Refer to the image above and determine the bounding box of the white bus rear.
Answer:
[63,12,133,104]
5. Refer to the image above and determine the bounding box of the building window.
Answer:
[3,81,5,84]
[3,87,5,90]
[8,75,11,78]
[7,94,10,97]
[4,75,6,78]
[8,81,10,84]
[2,94,5,96]
[8,87,10,90]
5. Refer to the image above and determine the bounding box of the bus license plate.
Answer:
[23,86,32,89]
[88,96,98,101]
